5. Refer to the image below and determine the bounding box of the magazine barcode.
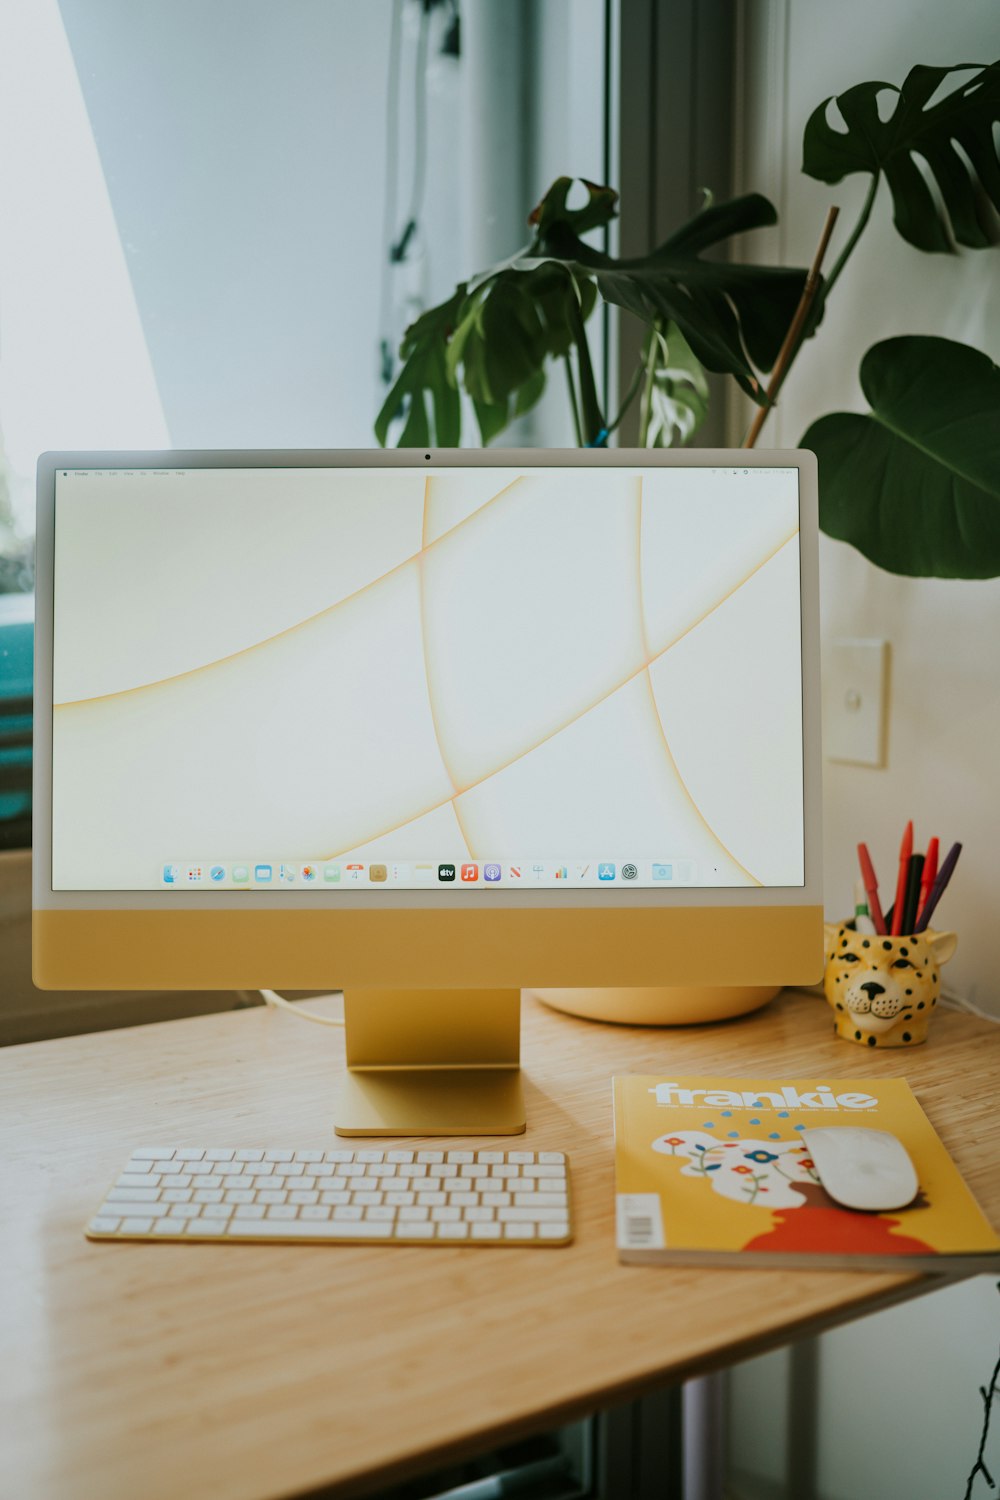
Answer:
[616,1193,665,1251]
[625,1212,655,1246]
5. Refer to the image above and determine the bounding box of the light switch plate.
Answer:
[823,638,889,767]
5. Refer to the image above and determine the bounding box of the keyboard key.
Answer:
[88,1216,121,1233]
[165,1204,201,1220]
[475,1151,504,1164]
[463,1207,495,1223]
[332,1205,363,1221]
[256,1190,286,1205]
[205,1149,235,1162]
[120,1217,155,1233]
[160,1174,192,1188]
[102,1200,170,1218]
[538,1152,566,1164]
[365,1206,397,1222]
[387,1150,414,1163]
[266,1205,298,1220]
[187,1220,221,1236]
[175,1148,205,1161]
[107,1186,160,1203]
[437,1222,469,1239]
[356,1150,383,1163]
[471,1221,502,1239]
[539,1223,570,1239]
[524,1164,566,1178]
[121,1160,156,1174]
[162,1189,193,1204]
[385,1191,415,1206]
[446,1151,474,1163]
[294,1150,324,1163]
[397,1221,435,1238]
[299,1205,331,1221]
[192,1189,224,1204]
[265,1150,293,1162]
[132,1147,175,1161]
[233,1204,266,1219]
[498,1206,569,1223]
[235,1149,264,1162]
[229,1218,394,1239]
[289,1190,319,1205]
[507,1152,534,1164]
[324,1150,355,1163]
[503,1222,534,1240]
[398,1206,429,1222]
[202,1203,234,1220]
[431,1206,461,1223]
[515,1193,567,1208]
[416,1150,443,1164]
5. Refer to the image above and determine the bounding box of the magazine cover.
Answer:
[613,1075,1000,1270]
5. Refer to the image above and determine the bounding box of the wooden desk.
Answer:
[2,989,998,1500]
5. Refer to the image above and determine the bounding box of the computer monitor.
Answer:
[33,449,823,1134]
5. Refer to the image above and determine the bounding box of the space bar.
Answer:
[227,1218,394,1238]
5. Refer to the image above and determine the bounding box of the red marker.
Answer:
[917,837,939,925]
[890,821,913,936]
[857,842,886,934]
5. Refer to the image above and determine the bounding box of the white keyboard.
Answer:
[86,1146,572,1246]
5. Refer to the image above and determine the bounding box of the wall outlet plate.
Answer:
[823,638,889,767]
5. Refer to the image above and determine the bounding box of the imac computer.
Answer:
[33,449,823,1134]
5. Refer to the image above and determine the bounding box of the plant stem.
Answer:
[565,279,605,444]
[564,356,583,447]
[822,173,879,301]
[605,358,647,438]
[744,205,840,449]
[638,324,661,447]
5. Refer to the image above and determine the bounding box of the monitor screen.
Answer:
[47,460,805,897]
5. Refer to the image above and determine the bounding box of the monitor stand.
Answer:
[335,988,526,1137]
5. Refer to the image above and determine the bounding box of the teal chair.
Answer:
[0,593,32,850]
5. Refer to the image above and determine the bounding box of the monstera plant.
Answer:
[376,60,1000,580]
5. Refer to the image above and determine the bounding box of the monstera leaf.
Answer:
[519,181,809,399]
[803,62,1000,252]
[803,336,1000,578]
[639,322,709,447]
[376,179,811,447]
[374,291,463,447]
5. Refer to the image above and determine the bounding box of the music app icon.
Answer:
[461,863,479,882]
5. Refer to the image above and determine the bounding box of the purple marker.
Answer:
[914,841,962,932]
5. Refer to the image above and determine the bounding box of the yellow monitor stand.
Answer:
[335,988,526,1136]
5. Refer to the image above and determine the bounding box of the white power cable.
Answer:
[258,989,346,1028]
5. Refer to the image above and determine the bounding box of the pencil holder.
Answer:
[823,922,957,1048]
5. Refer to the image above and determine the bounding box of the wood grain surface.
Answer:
[1,989,997,1500]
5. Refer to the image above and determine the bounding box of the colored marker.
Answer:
[853,878,876,935]
[914,842,962,933]
[857,843,886,934]
[890,820,913,936]
[918,837,939,924]
[901,853,924,934]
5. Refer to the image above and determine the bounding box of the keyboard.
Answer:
[86,1146,572,1246]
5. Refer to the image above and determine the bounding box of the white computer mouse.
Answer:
[801,1127,919,1212]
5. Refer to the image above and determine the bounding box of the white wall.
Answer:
[731,0,1000,1015]
[728,5,1000,1497]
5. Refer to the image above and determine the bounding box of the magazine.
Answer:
[613,1075,1000,1271]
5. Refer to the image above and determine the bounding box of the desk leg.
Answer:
[682,1372,726,1500]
